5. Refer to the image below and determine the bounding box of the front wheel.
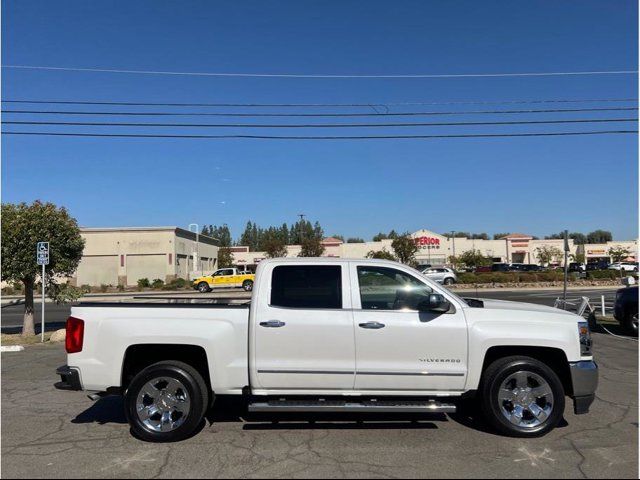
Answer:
[242,280,254,292]
[197,282,211,293]
[480,356,565,437]
[124,361,209,442]
[444,277,455,286]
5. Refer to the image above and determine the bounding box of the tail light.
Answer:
[65,317,84,354]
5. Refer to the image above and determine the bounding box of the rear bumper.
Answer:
[569,360,598,414]
[54,365,82,391]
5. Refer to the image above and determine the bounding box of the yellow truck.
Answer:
[193,267,255,293]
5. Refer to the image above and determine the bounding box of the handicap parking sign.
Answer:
[37,242,49,265]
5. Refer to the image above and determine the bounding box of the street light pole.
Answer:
[298,214,306,244]
[188,223,199,274]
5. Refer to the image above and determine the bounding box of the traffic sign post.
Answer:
[37,242,49,342]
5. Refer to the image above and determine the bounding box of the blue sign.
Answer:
[37,242,49,265]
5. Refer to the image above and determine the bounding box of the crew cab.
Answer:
[55,258,598,442]
[192,267,255,292]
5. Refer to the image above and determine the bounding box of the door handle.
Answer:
[359,321,386,329]
[260,320,286,328]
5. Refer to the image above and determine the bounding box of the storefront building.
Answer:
[71,227,219,286]
[232,229,638,271]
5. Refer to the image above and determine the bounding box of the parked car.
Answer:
[520,264,543,272]
[609,262,638,272]
[586,261,610,271]
[614,286,639,335]
[475,265,492,273]
[56,258,597,442]
[568,263,586,273]
[491,263,511,272]
[192,267,255,292]
[421,267,457,285]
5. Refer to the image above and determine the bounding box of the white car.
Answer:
[609,262,638,272]
[421,267,457,285]
[56,257,597,442]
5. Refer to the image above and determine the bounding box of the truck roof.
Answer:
[257,257,403,266]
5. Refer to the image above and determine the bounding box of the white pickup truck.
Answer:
[55,258,597,442]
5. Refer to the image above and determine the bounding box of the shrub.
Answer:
[99,284,109,293]
[587,270,619,280]
[151,278,165,289]
[137,278,151,288]
[163,277,188,290]
[80,284,92,294]
[117,284,125,292]
[49,282,84,304]
[2,286,15,295]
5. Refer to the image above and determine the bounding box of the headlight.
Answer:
[578,321,592,356]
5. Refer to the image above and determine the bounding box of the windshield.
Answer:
[417,269,467,305]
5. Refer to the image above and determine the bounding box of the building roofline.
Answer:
[80,226,220,246]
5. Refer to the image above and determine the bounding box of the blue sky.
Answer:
[2,0,638,241]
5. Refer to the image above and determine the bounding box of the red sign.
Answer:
[414,236,441,246]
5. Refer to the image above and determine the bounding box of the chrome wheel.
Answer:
[136,377,191,433]
[498,370,554,428]
[632,313,639,332]
[198,282,209,293]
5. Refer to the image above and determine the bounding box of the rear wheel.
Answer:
[623,310,639,336]
[124,361,209,442]
[480,356,564,437]
[197,282,211,293]
[242,280,254,292]
[444,277,455,285]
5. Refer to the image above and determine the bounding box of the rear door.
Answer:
[251,262,356,391]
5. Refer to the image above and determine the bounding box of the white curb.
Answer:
[1,346,25,353]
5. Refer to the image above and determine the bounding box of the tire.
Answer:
[124,361,209,442]
[242,280,254,292]
[623,310,639,336]
[479,356,565,437]
[444,277,455,286]
[197,282,211,293]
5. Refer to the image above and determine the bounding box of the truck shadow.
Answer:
[72,394,568,435]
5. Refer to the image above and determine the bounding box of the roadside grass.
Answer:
[1,332,55,346]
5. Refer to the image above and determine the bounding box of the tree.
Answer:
[570,252,586,264]
[298,236,325,257]
[263,233,288,258]
[1,201,85,336]
[346,237,365,243]
[203,224,232,247]
[391,234,419,267]
[609,245,632,263]
[587,230,613,244]
[493,233,511,240]
[217,247,234,268]
[535,245,563,266]
[608,246,632,280]
[457,249,491,269]
[366,248,396,261]
[331,234,345,242]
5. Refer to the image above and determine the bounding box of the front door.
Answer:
[251,262,355,391]
[351,264,468,393]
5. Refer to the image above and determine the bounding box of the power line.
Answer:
[2,107,637,118]
[2,65,637,78]
[2,130,636,140]
[3,118,636,129]
[1,98,637,107]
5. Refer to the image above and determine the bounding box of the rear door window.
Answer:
[271,265,342,309]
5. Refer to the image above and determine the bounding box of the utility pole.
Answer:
[450,230,456,268]
[563,230,570,309]
[298,214,306,244]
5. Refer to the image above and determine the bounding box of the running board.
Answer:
[248,399,456,414]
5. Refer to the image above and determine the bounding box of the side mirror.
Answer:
[418,294,451,313]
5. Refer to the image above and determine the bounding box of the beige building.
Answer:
[231,229,638,270]
[72,227,219,287]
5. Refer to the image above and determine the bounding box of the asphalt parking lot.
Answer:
[2,325,637,478]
